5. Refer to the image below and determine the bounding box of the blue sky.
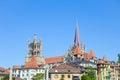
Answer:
[0,0,120,68]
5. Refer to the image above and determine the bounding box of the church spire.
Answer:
[74,22,80,46]
[33,33,37,44]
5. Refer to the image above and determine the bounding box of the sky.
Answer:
[0,0,120,68]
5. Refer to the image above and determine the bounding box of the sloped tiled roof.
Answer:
[13,65,21,69]
[45,56,63,64]
[73,45,82,55]
[0,67,9,75]
[89,50,96,58]
[24,55,39,68]
[84,53,90,60]
[0,67,5,71]
[50,63,83,73]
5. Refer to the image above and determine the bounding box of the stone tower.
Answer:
[26,34,45,65]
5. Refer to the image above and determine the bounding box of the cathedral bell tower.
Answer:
[26,34,45,65]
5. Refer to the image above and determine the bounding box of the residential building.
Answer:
[50,63,85,80]
[97,56,111,80]
[0,67,9,80]
[110,61,120,80]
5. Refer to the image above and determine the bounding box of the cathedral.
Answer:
[26,34,45,66]
[12,23,98,80]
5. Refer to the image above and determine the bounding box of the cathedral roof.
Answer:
[24,55,39,68]
[89,50,96,58]
[84,53,90,60]
[45,56,63,64]
[73,45,82,55]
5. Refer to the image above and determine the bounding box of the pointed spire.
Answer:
[74,22,80,46]
[89,50,96,58]
[33,33,37,44]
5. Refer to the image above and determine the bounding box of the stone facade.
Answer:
[26,35,45,65]
[12,35,46,80]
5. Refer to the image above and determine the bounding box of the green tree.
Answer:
[82,68,96,80]
[1,75,15,80]
[87,68,96,80]
[33,73,45,80]
[81,75,90,80]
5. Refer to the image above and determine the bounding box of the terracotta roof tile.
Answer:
[0,67,5,71]
[24,55,39,68]
[84,53,90,60]
[45,56,63,64]
[14,65,21,69]
[0,68,9,75]
[89,50,96,58]
[73,45,82,55]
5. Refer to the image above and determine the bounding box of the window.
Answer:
[68,70,71,72]
[61,74,64,78]
[54,74,58,78]
[22,74,24,77]
[68,75,70,78]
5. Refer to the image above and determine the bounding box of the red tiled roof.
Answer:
[89,50,96,58]
[73,45,82,55]
[0,67,5,71]
[14,65,21,69]
[24,55,39,68]
[0,68,9,75]
[45,56,63,64]
[84,53,90,60]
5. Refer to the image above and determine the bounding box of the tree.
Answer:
[33,73,45,80]
[81,75,90,80]
[81,68,96,80]
[87,68,96,80]
[1,75,15,80]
